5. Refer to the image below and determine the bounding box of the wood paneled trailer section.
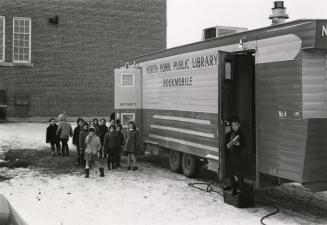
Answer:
[114,19,327,191]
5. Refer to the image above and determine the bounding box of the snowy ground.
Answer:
[0,123,327,225]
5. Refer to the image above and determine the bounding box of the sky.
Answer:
[167,0,327,48]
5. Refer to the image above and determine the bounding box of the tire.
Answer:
[182,153,199,178]
[169,150,182,173]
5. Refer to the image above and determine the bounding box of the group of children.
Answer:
[47,113,245,190]
[46,114,141,178]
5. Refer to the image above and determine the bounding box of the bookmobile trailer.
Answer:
[114,19,327,191]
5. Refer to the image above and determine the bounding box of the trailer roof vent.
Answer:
[202,26,248,40]
[269,1,289,25]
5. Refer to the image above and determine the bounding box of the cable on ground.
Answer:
[187,182,280,225]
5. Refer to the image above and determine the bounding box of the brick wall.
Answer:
[0,0,166,119]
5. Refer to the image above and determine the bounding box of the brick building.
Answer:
[0,0,166,120]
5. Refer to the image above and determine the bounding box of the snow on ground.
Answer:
[0,123,326,225]
[0,122,74,153]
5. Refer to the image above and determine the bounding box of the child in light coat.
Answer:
[56,113,73,157]
[84,128,104,178]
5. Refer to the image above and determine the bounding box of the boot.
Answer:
[85,168,89,178]
[99,168,104,177]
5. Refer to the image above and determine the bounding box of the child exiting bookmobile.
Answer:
[225,117,244,195]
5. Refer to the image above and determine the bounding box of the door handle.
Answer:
[222,120,230,126]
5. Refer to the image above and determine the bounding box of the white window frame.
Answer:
[0,16,5,62]
[12,17,31,63]
[121,73,135,87]
[121,113,135,128]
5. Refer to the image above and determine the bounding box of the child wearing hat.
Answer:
[56,113,73,157]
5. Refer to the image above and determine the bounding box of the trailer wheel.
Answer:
[182,153,198,178]
[169,150,182,173]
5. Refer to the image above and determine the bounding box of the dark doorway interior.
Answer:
[223,52,256,181]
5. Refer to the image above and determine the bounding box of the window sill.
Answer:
[0,62,34,67]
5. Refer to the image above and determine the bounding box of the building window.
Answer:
[13,17,31,63]
[0,16,5,62]
[121,73,135,87]
[121,113,135,128]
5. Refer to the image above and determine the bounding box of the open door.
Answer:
[218,50,256,183]
[218,51,234,180]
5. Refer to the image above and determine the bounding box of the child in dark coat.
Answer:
[98,118,108,158]
[93,118,100,136]
[73,118,84,166]
[46,118,61,156]
[124,121,141,171]
[103,125,119,170]
[225,117,244,195]
[116,124,124,167]
[78,122,89,166]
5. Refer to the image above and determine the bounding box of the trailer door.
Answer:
[114,68,142,132]
[218,51,233,180]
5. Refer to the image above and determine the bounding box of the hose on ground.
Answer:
[187,182,280,225]
[255,200,280,225]
[188,182,223,196]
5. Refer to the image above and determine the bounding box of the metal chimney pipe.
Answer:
[269,1,289,25]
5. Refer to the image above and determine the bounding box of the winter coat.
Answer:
[94,125,100,136]
[79,129,89,151]
[123,129,141,154]
[56,121,73,139]
[225,130,244,174]
[103,132,120,154]
[73,126,83,146]
[85,135,101,155]
[98,125,108,145]
[116,131,124,147]
[46,124,60,144]
[225,130,243,153]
